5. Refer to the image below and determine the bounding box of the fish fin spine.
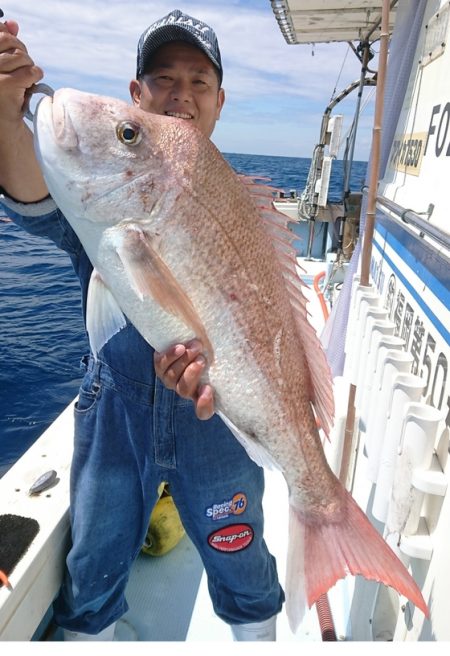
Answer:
[240,175,334,436]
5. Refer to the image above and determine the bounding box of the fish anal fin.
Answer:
[217,411,282,472]
[116,225,214,362]
[285,487,429,633]
[86,268,127,358]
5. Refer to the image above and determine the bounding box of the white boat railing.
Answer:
[0,401,74,640]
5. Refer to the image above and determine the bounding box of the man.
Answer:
[0,9,284,641]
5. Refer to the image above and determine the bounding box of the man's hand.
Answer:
[0,19,48,201]
[154,339,215,420]
[0,20,43,124]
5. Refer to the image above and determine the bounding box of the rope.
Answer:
[329,44,350,103]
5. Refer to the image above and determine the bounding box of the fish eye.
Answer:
[116,121,142,146]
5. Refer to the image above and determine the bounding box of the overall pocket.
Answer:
[74,380,101,414]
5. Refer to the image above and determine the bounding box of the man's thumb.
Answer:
[5,20,19,37]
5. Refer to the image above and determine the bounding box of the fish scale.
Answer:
[34,87,428,632]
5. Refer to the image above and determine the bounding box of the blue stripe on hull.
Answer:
[374,210,449,344]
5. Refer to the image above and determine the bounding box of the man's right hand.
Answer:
[0,20,43,124]
[0,19,49,202]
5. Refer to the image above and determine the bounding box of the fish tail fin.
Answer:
[285,488,429,633]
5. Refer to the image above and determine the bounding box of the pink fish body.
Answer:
[34,89,428,630]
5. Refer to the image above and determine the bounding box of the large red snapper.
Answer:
[33,88,428,630]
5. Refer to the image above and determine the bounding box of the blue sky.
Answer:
[7,0,377,160]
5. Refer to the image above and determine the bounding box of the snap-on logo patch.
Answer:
[208,523,254,553]
[205,492,248,521]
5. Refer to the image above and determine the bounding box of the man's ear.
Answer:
[129,79,141,106]
[216,88,225,120]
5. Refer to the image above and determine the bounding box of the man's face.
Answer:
[129,41,225,138]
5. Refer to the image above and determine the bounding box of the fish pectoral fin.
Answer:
[115,225,214,361]
[217,411,282,472]
[86,268,127,358]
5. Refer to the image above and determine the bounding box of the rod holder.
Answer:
[365,350,412,483]
[343,283,379,382]
[350,306,388,387]
[355,317,395,412]
[372,378,427,523]
[358,331,402,425]
[386,403,444,536]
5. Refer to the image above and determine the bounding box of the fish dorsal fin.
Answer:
[86,268,127,358]
[240,176,335,436]
[113,224,214,362]
[217,410,282,471]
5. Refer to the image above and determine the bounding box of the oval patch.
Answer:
[208,523,254,553]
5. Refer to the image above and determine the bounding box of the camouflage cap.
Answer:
[136,9,223,84]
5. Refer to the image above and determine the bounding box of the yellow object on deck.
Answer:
[141,483,186,557]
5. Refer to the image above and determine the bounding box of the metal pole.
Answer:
[340,0,391,490]
[305,219,316,259]
[360,1,390,285]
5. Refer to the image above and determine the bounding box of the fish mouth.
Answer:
[35,90,79,151]
[50,90,79,149]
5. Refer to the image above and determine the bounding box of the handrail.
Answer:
[376,194,450,250]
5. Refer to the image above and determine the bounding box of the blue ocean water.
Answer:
[0,154,367,475]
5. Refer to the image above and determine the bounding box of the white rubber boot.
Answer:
[230,615,276,641]
[63,621,116,641]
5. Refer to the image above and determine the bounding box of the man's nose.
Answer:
[170,79,191,102]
